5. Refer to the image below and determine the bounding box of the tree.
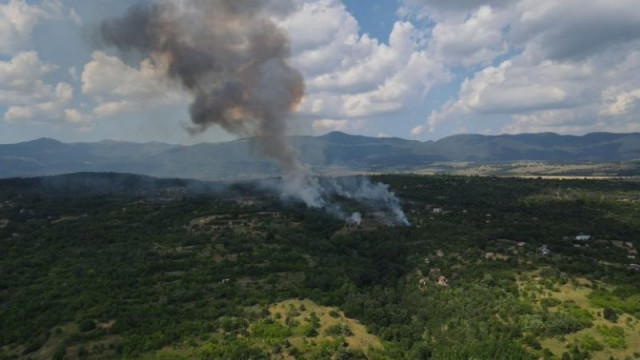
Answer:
[603,307,618,322]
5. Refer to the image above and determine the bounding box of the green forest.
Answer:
[0,173,639,360]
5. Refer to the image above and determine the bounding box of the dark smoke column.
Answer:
[100,0,320,203]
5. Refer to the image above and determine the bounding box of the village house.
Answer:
[438,275,448,286]
[540,245,551,256]
[629,264,640,271]
[575,235,591,241]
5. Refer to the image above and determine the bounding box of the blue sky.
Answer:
[1,0,640,144]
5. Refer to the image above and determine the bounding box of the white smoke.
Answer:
[272,175,410,226]
[100,1,409,227]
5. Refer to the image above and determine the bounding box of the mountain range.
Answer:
[1,131,640,179]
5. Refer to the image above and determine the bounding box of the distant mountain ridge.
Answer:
[1,131,640,179]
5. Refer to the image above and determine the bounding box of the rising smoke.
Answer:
[99,0,408,226]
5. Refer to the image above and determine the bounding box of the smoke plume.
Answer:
[100,0,307,175]
[100,0,408,226]
[323,177,410,226]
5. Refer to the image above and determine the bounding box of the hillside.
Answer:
[1,132,640,179]
[1,173,639,359]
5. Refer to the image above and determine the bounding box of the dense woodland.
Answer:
[0,173,639,359]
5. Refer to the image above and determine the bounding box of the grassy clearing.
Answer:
[269,298,382,354]
[138,299,383,360]
[518,274,640,360]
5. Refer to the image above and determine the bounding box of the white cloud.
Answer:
[401,0,512,25]
[81,51,187,117]
[64,108,83,123]
[0,0,62,55]
[68,7,81,26]
[0,51,77,124]
[410,125,424,136]
[428,6,509,66]
[282,0,449,129]
[510,0,640,61]
[602,89,640,117]
[410,0,640,135]
[312,118,364,133]
[67,66,78,81]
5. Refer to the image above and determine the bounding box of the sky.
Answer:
[1,0,640,145]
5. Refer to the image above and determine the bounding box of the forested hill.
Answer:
[1,131,640,179]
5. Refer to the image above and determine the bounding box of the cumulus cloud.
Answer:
[410,0,640,135]
[281,0,449,131]
[0,51,80,125]
[428,6,509,66]
[0,0,63,55]
[401,0,511,22]
[81,51,187,118]
[410,124,425,136]
[312,118,364,133]
[509,0,640,61]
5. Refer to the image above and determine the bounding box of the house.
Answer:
[419,278,428,288]
[432,208,443,214]
[430,268,441,275]
[485,252,495,260]
[424,257,430,264]
[540,245,551,256]
[436,250,444,257]
[438,276,448,286]
[575,235,591,241]
[219,278,230,284]
[517,242,526,247]
[629,264,640,271]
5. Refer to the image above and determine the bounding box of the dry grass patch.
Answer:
[518,276,640,360]
[269,299,382,354]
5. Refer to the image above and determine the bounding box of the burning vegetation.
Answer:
[98,0,408,226]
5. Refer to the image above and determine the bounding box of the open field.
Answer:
[517,272,640,359]
[407,161,640,178]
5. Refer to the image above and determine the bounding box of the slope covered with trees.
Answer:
[0,174,639,359]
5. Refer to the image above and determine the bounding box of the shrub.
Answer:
[78,319,96,333]
[579,335,604,351]
[325,324,353,337]
[597,325,626,349]
[251,319,291,340]
[603,307,618,322]
[523,335,542,350]
[540,298,561,308]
